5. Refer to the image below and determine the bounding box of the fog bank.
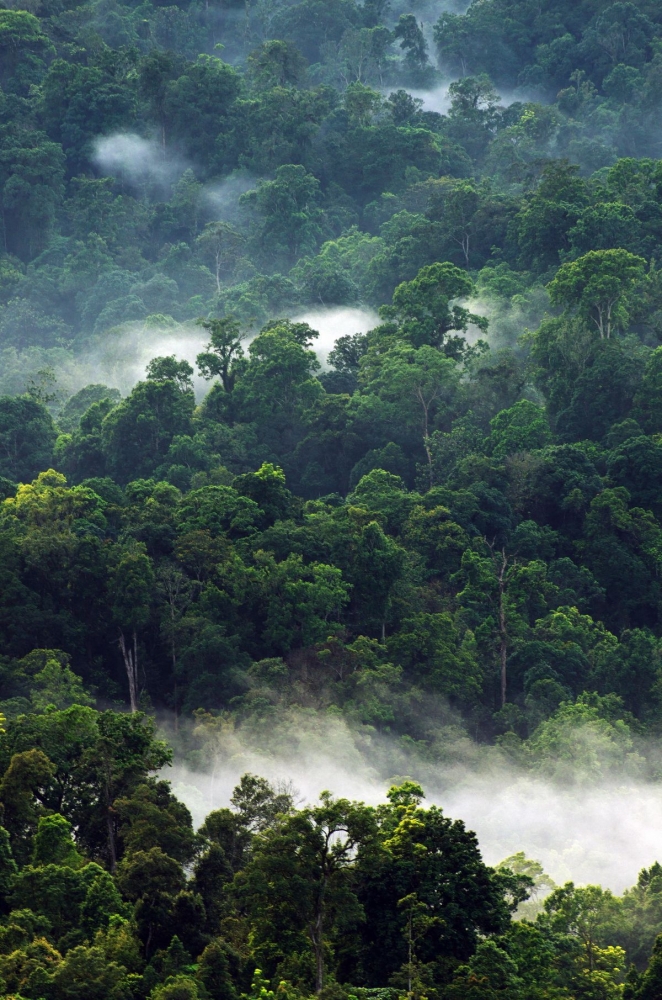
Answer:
[168,710,662,894]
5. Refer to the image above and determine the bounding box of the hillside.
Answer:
[2,0,662,994]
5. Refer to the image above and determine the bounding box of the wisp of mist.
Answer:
[168,710,662,895]
[93,132,256,218]
[93,133,188,193]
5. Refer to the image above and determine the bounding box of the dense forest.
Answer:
[3,0,662,993]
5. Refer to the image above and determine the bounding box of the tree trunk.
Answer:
[315,915,324,994]
[309,883,326,993]
[423,434,434,487]
[417,389,434,487]
[106,787,117,872]
[497,550,508,707]
[408,909,413,994]
[119,629,139,712]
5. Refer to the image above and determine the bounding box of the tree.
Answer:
[114,780,197,864]
[324,332,368,393]
[47,942,132,1000]
[233,322,323,451]
[568,202,644,257]
[580,488,662,631]
[236,792,376,992]
[0,826,17,911]
[146,357,194,393]
[241,165,326,265]
[394,14,429,82]
[387,611,482,702]
[196,318,245,393]
[196,224,245,294]
[0,10,54,92]
[0,749,55,864]
[0,397,57,483]
[175,485,262,538]
[250,551,351,652]
[138,50,185,152]
[163,55,241,163]
[0,132,66,258]
[516,162,588,270]
[230,773,294,833]
[554,340,645,442]
[548,249,647,340]
[355,784,518,987]
[86,711,172,870]
[197,938,239,1000]
[434,12,475,77]
[101,378,195,483]
[108,544,154,712]
[247,40,307,89]
[31,814,83,868]
[58,385,122,434]
[233,462,298,526]
[381,263,488,356]
[541,882,621,973]
[454,543,556,708]
[446,76,501,163]
[30,650,93,712]
[362,344,460,483]
[583,2,653,70]
[427,179,480,268]
[1,707,172,869]
[632,346,662,433]
[489,400,551,458]
[115,846,186,955]
[632,934,662,1000]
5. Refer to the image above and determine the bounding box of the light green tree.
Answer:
[548,248,646,339]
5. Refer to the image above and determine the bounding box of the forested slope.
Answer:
[3,0,662,994]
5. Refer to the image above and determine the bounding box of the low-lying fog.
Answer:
[167,711,662,895]
[41,306,379,402]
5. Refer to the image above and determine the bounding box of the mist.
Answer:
[20,306,381,410]
[92,133,189,194]
[402,81,548,117]
[204,173,257,221]
[292,306,380,366]
[167,709,662,895]
[92,132,259,221]
[63,321,211,400]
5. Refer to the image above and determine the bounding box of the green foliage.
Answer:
[548,249,647,340]
[32,815,83,869]
[1,1,662,996]
[380,263,487,355]
[0,398,57,483]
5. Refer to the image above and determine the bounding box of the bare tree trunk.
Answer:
[416,388,434,487]
[215,251,222,294]
[119,630,139,712]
